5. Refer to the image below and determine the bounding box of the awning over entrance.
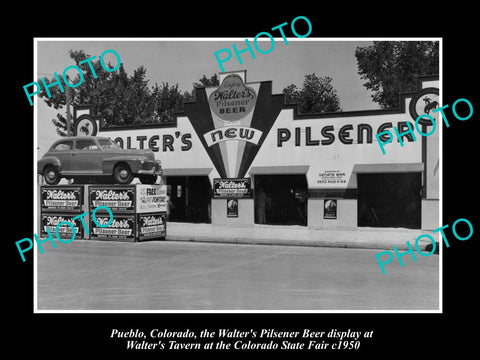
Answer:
[162,168,212,176]
[352,163,424,174]
[249,165,309,175]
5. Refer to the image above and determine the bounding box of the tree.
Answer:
[51,113,70,137]
[184,74,220,102]
[355,41,439,109]
[150,82,184,123]
[39,50,182,135]
[283,73,341,114]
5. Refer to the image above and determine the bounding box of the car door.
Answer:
[71,139,103,174]
[51,140,75,172]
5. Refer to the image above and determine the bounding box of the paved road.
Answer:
[36,240,439,311]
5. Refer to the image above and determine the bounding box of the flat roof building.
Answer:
[74,70,439,231]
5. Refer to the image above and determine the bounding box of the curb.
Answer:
[165,234,434,252]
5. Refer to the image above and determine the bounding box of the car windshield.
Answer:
[98,139,121,150]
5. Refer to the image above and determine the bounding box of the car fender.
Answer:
[37,156,62,174]
[101,156,147,174]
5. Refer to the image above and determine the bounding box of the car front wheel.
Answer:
[43,165,60,185]
[113,163,133,184]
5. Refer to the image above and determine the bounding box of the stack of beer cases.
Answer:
[88,184,167,242]
[40,185,85,241]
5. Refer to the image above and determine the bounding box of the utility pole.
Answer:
[66,77,72,137]
[66,77,72,185]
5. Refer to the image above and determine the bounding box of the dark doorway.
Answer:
[254,174,308,226]
[166,176,211,223]
[357,173,421,229]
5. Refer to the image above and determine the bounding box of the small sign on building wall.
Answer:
[324,199,337,219]
[227,199,238,218]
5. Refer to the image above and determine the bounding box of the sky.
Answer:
[35,38,380,157]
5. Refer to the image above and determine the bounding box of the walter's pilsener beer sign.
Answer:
[89,186,135,212]
[41,186,83,212]
[213,178,251,198]
[208,74,257,122]
[184,71,284,179]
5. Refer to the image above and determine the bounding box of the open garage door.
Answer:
[166,176,211,223]
[254,174,308,226]
[357,173,421,229]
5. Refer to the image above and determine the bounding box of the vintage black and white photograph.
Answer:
[33,38,441,312]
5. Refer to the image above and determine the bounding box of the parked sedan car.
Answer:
[38,136,162,185]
